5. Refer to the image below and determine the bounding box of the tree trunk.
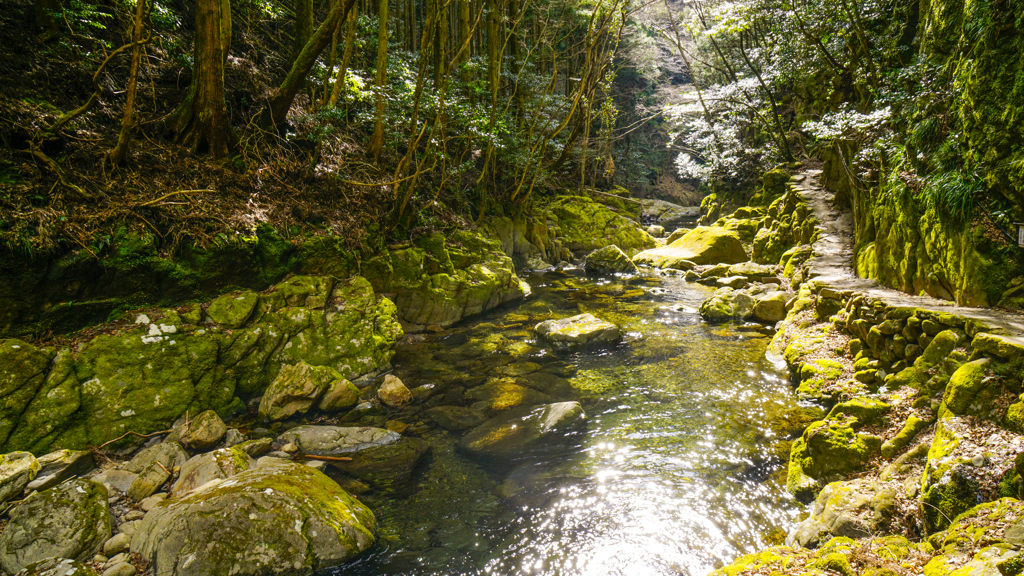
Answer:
[109,0,148,164]
[292,0,314,66]
[328,4,358,107]
[265,0,355,127]
[459,0,470,82]
[366,0,389,161]
[167,0,235,158]
[433,0,447,87]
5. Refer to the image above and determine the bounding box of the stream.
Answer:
[328,269,823,576]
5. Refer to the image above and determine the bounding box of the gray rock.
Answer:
[101,563,135,576]
[236,438,273,457]
[174,410,227,451]
[0,452,40,505]
[424,406,487,431]
[584,245,639,275]
[221,428,246,447]
[0,479,111,574]
[646,225,665,238]
[92,470,138,494]
[169,447,253,498]
[458,402,587,460]
[665,228,689,244]
[139,493,167,511]
[25,450,94,492]
[124,442,188,475]
[318,379,361,412]
[102,533,132,557]
[116,521,140,538]
[131,461,376,576]
[127,462,170,501]
[276,425,430,487]
[13,557,99,576]
[535,314,621,350]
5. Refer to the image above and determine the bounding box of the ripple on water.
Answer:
[328,270,822,576]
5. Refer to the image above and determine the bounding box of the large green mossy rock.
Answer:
[633,226,747,268]
[787,415,883,501]
[0,479,110,574]
[584,245,638,275]
[699,288,755,323]
[0,451,39,505]
[542,196,656,255]
[131,461,375,576]
[0,275,402,454]
[258,361,351,421]
[786,478,897,548]
[383,231,531,328]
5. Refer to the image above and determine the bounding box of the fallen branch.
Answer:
[136,189,211,207]
[96,428,172,450]
[301,454,353,462]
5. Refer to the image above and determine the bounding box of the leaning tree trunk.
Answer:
[109,0,149,164]
[167,0,235,158]
[291,0,314,66]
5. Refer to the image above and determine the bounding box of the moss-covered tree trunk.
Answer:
[167,0,235,158]
[291,0,314,66]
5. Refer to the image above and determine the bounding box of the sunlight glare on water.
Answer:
[335,270,821,576]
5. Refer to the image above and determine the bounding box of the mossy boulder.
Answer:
[0,451,39,505]
[131,461,375,576]
[638,198,700,228]
[699,288,755,323]
[170,447,254,498]
[0,275,402,454]
[786,478,897,548]
[205,290,259,328]
[383,231,531,328]
[173,409,227,450]
[940,359,992,417]
[457,401,587,461]
[0,479,110,574]
[584,245,638,275]
[787,416,883,500]
[795,359,848,401]
[259,361,348,421]
[633,226,746,268]
[535,313,621,350]
[543,195,656,255]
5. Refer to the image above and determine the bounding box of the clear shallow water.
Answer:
[328,270,822,576]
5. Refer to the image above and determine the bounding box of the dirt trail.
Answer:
[793,169,1024,338]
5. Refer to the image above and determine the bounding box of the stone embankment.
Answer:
[710,169,1024,575]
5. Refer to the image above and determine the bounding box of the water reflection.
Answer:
[332,270,820,576]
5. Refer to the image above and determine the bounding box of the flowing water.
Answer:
[327,269,822,576]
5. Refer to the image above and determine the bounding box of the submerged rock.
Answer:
[378,374,413,407]
[276,425,430,488]
[465,380,555,413]
[535,314,621,350]
[0,479,111,574]
[458,402,587,460]
[584,245,639,275]
[424,406,487,431]
[131,461,376,576]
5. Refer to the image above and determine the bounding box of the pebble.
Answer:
[266,450,292,459]
[102,562,137,576]
[304,460,327,471]
[93,555,108,564]
[124,510,145,521]
[281,443,299,454]
[972,454,987,467]
[140,493,167,511]
[108,495,122,505]
[103,532,132,556]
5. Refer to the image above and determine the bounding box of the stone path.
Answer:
[793,169,1024,337]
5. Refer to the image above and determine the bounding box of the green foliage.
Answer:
[919,171,981,225]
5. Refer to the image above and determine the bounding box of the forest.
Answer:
[2,0,1024,575]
